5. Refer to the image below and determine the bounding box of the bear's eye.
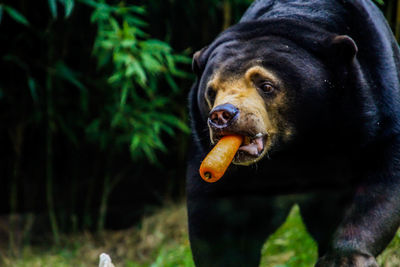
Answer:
[258,81,275,94]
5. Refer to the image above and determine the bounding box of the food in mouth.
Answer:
[199,135,243,183]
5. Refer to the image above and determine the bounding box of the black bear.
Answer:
[187,0,400,266]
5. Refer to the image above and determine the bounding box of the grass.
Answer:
[2,203,400,266]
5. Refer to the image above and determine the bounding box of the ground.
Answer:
[2,202,400,267]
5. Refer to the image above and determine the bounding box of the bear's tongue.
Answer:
[238,136,264,156]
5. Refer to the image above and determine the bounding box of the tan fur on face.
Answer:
[206,66,279,135]
[205,65,292,163]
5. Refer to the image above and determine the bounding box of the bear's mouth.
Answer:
[212,132,268,165]
[235,133,268,165]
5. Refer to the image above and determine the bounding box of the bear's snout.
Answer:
[208,103,239,129]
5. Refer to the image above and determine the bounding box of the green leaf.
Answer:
[120,84,129,107]
[0,6,3,24]
[132,27,148,38]
[142,144,156,163]
[158,114,190,133]
[111,112,124,128]
[96,51,112,68]
[27,77,39,103]
[170,68,190,78]
[130,61,147,85]
[125,16,148,27]
[130,135,140,152]
[109,17,120,31]
[126,5,146,15]
[165,54,176,71]
[4,6,29,26]
[374,0,384,5]
[165,73,179,93]
[90,8,109,23]
[79,0,99,9]
[159,123,174,136]
[48,0,58,18]
[55,114,79,146]
[54,62,87,90]
[151,134,167,152]
[108,72,122,84]
[141,53,162,72]
[86,119,101,135]
[141,39,171,53]
[61,0,74,18]
[120,39,135,48]
[172,54,192,64]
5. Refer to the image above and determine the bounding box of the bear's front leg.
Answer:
[315,142,400,267]
[187,194,293,267]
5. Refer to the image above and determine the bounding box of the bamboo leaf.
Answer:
[165,73,179,93]
[55,114,79,146]
[108,72,122,83]
[0,6,3,24]
[111,112,123,128]
[130,135,140,152]
[27,76,39,103]
[125,16,148,27]
[151,134,167,152]
[172,54,192,64]
[127,5,146,15]
[141,39,171,52]
[121,39,136,48]
[131,61,147,85]
[79,0,99,8]
[54,62,87,90]
[170,68,191,78]
[62,0,74,18]
[48,0,58,19]
[142,145,157,163]
[158,114,190,133]
[109,17,120,32]
[141,53,163,72]
[4,6,29,25]
[159,123,174,136]
[120,84,129,107]
[86,119,101,135]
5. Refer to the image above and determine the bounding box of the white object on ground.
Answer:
[99,253,115,267]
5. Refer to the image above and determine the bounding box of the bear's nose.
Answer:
[208,103,239,128]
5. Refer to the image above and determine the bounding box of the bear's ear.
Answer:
[192,46,208,76]
[327,35,358,62]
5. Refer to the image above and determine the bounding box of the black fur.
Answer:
[187,1,400,266]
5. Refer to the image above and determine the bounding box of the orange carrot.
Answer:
[199,135,243,183]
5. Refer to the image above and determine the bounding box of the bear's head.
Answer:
[191,20,358,166]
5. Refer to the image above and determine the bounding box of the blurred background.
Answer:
[1,0,400,266]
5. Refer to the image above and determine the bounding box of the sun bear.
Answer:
[186,0,400,266]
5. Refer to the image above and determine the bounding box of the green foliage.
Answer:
[1,5,29,25]
[0,0,193,242]
[260,205,318,267]
[47,0,75,18]
[2,1,191,163]
[84,0,190,162]
[149,246,194,267]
